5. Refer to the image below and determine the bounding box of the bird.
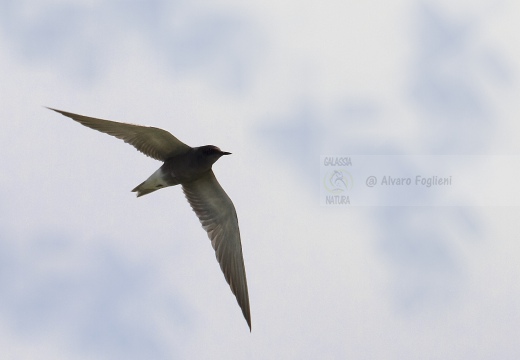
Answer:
[46,107,251,330]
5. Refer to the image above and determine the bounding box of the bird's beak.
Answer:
[221,151,232,155]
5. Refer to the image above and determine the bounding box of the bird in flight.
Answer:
[47,107,251,330]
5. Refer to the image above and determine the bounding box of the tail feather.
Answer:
[132,181,160,197]
[132,167,171,197]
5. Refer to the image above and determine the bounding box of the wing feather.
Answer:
[182,171,251,330]
[47,107,190,161]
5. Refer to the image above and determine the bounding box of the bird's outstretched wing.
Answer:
[182,170,251,330]
[47,107,191,161]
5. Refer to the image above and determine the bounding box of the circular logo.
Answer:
[323,169,353,194]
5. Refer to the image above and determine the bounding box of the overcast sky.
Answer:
[1,0,520,359]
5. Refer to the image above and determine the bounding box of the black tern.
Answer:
[47,107,251,330]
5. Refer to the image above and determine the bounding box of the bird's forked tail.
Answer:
[132,167,168,197]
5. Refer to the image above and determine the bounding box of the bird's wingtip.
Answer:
[45,106,61,113]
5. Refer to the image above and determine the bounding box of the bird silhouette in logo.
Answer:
[47,107,251,330]
[329,170,349,192]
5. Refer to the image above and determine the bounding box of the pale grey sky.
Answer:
[1,0,520,359]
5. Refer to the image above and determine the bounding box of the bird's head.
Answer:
[198,145,231,165]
